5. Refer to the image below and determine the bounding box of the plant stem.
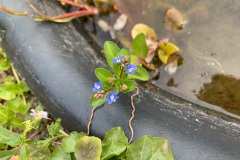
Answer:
[119,65,124,78]
[128,86,139,143]
[11,64,27,105]
[87,107,96,135]
[59,129,68,136]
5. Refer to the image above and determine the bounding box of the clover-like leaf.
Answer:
[126,135,174,160]
[127,66,149,81]
[104,41,121,69]
[131,24,157,41]
[74,136,102,160]
[62,131,86,153]
[132,33,148,58]
[95,68,114,86]
[158,42,179,64]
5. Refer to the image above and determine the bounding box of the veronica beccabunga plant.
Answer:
[90,33,149,108]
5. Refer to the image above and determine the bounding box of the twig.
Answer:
[59,129,69,136]
[87,107,96,135]
[11,64,27,105]
[128,86,139,143]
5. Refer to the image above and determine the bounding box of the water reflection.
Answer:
[85,0,240,115]
[197,74,240,116]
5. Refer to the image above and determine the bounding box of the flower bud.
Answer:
[108,77,115,84]
[121,84,128,91]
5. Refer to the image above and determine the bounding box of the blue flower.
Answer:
[126,64,137,74]
[92,82,102,93]
[106,91,119,104]
[113,56,124,64]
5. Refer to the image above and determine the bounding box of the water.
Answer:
[85,0,240,116]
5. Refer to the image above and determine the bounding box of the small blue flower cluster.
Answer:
[92,55,136,105]
[92,81,119,104]
[113,56,137,75]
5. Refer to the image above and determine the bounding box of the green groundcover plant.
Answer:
[0,34,174,160]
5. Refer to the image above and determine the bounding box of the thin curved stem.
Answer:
[87,107,96,135]
[128,86,139,143]
[11,64,27,105]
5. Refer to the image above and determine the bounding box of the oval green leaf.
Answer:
[90,94,107,108]
[127,66,149,81]
[95,68,114,85]
[132,33,148,58]
[104,41,121,69]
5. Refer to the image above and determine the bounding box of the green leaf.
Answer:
[47,118,62,137]
[101,141,127,160]
[7,97,31,114]
[104,41,121,69]
[130,55,140,66]
[74,136,102,160]
[95,68,114,86]
[126,136,174,160]
[9,117,23,128]
[0,149,18,160]
[158,42,179,64]
[0,81,29,100]
[116,48,131,57]
[127,66,149,81]
[49,147,71,160]
[102,127,128,146]
[0,50,11,72]
[20,145,27,160]
[0,104,8,124]
[0,126,20,147]
[62,131,86,153]
[0,104,15,124]
[113,63,121,79]
[132,33,148,58]
[131,24,157,41]
[26,142,51,160]
[90,94,107,108]
[37,138,54,148]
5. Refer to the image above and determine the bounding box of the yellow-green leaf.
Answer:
[75,136,102,160]
[131,24,156,41]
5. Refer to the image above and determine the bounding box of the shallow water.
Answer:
[86,0,240,116]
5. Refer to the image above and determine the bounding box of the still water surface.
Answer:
[85,0,240,116]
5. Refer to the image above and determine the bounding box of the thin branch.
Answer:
[87,107,96,135]
[128,86,139,143]
[59,129,69,136]
[11,64,27,105]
